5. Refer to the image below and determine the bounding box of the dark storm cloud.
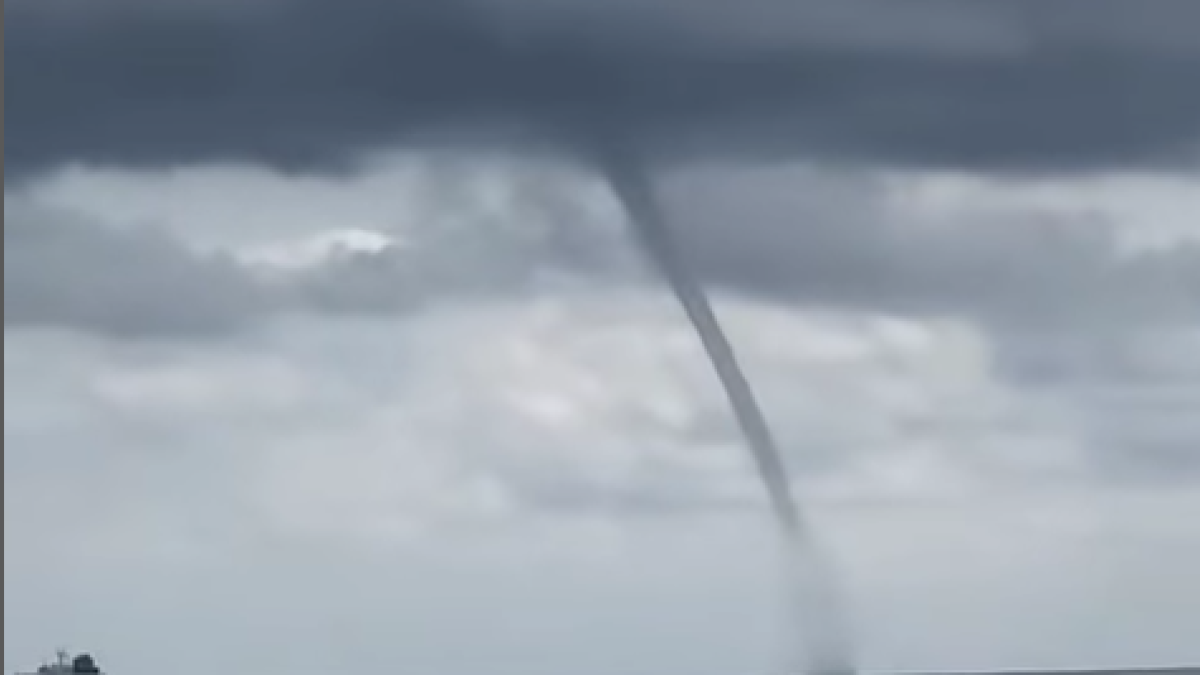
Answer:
[8,0,1200,179]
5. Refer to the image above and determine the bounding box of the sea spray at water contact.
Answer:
[590,141,855,675]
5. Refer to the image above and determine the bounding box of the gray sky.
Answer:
[5,3,1200,675]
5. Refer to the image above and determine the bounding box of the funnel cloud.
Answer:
[592,140,854,675]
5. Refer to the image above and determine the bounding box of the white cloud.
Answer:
[6,294,1066,550]
[887,171,1200,252]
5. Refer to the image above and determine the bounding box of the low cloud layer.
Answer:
[4,173,617,337]
[8,163,1198,340]
[661,167,1200,330]
[4,204,268,338]
[7,162,1199,491]
[9,0,1200,179]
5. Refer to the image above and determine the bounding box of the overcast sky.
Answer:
[5,3,1200,675]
